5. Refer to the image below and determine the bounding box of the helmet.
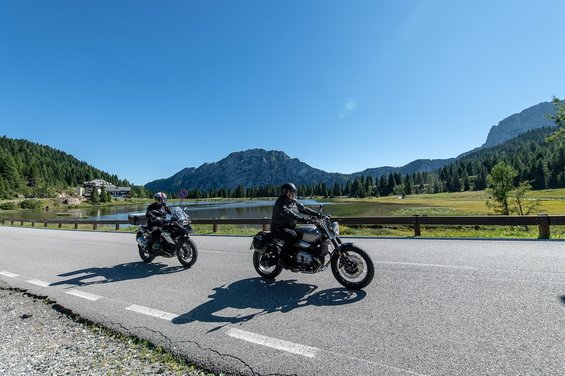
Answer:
[154,192,167,203]
[281,182,297,196]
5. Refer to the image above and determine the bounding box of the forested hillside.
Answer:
[0,137,142,199]
[169,127,564,199]
[314,127,565,197]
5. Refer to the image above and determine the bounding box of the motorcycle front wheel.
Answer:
[177,238,198,268]
[253,250,282,279]
[137,233,156,263]
[331,246,374,290]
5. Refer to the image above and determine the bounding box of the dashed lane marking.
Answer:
[377,261,479,270]
[227,328,319,358]
[0,271,19,278]
[27,279,51,287]
[125,304,179,321]
[66,290,103,301]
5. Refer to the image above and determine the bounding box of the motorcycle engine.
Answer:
[296,251,313,265]
[295,251,322,272]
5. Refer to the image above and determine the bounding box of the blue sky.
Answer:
[1,1,564,185]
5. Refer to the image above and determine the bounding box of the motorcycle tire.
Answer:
[253,250,282,279]
[177,238,198,268]
[137,232,156,263]
[331,246,374,290]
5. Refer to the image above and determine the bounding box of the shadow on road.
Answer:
[172,277,366,332]
[50,262,186,287]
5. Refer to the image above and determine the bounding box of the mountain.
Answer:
[145,149,351,192]
[353,158,456,179]
[145,100,559,193]
[482,101,555,148]
[145,148,455,193]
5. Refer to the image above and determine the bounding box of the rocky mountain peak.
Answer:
[482,101,555,148]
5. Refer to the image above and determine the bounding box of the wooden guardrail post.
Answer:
[413,215,421,237]
[115,223,120,231]
[74,223,79,229]
[538,213,550,239]
[44,221,48,227]
[213,218,218,233]
[31,221,34,227]
[93,223,97,230]
[58,222,62,228]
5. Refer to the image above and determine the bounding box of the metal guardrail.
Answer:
[1,214,564,239]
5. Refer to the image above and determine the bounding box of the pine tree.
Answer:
[90,188,100,204]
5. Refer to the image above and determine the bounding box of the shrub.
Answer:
[0,202,18,210]
[19,199,44,210]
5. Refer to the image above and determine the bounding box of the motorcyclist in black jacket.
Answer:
[271,183,319,263]
[145,192,172,253]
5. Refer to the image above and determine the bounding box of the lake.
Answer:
[8,199,330,221]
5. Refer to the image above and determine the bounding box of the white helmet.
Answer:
[154,192,167,203]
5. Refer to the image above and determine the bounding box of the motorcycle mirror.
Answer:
[319,204,324,213]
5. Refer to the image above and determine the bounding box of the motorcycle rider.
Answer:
[271,183,319,263]
[145,192,172,253]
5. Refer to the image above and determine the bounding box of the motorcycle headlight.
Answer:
[182,220,189,226]
[332,221,340,235]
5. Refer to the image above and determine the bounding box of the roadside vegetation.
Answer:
[4,189,565,239]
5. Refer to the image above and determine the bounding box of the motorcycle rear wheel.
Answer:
[137,233,156,263]
[253,250,282,279]
[331,246,374,290]
[177,238,198,268]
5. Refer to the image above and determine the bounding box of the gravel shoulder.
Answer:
[0,280,217,376]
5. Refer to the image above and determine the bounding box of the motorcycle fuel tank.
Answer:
[297,224,322,243]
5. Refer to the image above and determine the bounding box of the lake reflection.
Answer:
[8,199,328,221]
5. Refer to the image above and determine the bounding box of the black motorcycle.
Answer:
[250,206,374,290]
[136,206,198,267]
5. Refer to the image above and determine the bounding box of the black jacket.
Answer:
[270,195,317,230]
[146,202,171,228]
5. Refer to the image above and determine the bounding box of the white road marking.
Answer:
[227,328,319,358]
[27,279,50,287]
[66,290,103,301]
[125,304,179,321]
[378,261,479,270]
[0,271,19,278]
[325,350,429,376]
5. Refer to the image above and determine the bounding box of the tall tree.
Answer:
[486,161,516,215]
[546,97,565,142]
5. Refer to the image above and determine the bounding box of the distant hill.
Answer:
[0,136,133,199]
[145,149,351,192]
[145,100,558,194]
[144,148,456,193]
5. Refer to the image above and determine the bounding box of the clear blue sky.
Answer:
[1,1,564,185]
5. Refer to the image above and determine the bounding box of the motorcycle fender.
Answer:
[339,242,355,251]
[253,247,268,254]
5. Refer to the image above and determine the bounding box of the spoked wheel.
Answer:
[253,250,282,279]
[137,233,156,263]
[331,246,374,290]
[177,238,198,268]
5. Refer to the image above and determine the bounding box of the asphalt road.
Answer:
[0,226,563,375]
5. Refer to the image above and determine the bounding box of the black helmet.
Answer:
[281,182,297,195]
[154,192,167,203]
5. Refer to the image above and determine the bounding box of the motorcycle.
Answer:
[136,206,198,267]
[250,205,374,290]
